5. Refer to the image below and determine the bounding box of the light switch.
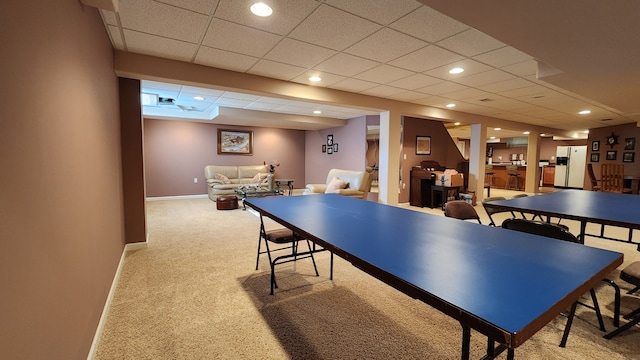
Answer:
[194,178,198,183]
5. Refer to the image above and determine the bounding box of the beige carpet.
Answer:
[94,195,640,359]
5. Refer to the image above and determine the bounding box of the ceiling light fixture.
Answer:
[494,127,501,131]
[449,67,464,74]
[540,134,546,137]
[454,122,461,125]
[579,110,591,115]
[194,96,204,101]
[309,76,321,82]
[523,131,530,135]
[446,103,456,108]
[313,110,321,114]
[250,2,272,17]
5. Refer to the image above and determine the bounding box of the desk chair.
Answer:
[587,163,601,191]
[601,164,632,193]
[444,200,481,223]
[256,214,319,294]
[505,165,521,190]
[501,218,616,347]
[604,261,640,339]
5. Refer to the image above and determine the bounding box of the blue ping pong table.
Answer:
[245,194,623,360]
[482,189,640,249]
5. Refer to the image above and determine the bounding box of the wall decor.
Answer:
[623,152,635,163]
[322,145,326,153]
[327,134,334,146]
[591,141,600,152]
[606,150,617,161]
[217,129,253,155]
[327,146,333,154]
[333,144,338,153]
[606,132,619,148]
[591,153,600,162]
[416,136,431,155]
[625,138,635,150]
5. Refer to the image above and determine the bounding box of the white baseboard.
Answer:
[86,240,148,359]
[146,194,208,201]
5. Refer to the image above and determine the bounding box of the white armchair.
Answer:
[303,168,373,199]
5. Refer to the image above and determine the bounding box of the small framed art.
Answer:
[416,136,431,155]
[591,153,599,162]
[606,150,617,161]
[623,152,635,163]
[625,138,635,150]
[591,141,600,152]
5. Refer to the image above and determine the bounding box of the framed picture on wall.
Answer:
[625,138,635,150]
[416,136,431,155]
[623,152,635,163]
[217,129,253,155]
[606,150,617,161]
[333,144,339,153]
[591,153,600,162]
[591,141,600,152]
[322,145,326,153]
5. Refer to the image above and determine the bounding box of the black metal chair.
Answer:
[256,214,319,294]
[482,196,521,226]
[501,218,617,347]
[444,200,481,224]
[604,261,640,339]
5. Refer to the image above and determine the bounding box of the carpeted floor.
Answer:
[94,193,640,359]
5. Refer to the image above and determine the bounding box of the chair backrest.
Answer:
[587,163,599,189]
[601,164,625,192]
[501,218,578,243]
[444,200,481,223]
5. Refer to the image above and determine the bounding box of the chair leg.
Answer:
[604,307,640,339]
[601,278,621,327]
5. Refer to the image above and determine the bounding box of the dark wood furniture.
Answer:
[410,167,434,207]
[431,185,461,210]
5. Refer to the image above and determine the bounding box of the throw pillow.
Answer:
[214,173,231,184]
[252,172,268,184]
[325,177,348,193]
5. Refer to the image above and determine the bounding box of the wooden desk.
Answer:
[431,185,460,210]
[410,167,434,207]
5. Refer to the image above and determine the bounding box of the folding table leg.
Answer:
[560,302,578,347]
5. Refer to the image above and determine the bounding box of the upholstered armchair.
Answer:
[303,168,373,199]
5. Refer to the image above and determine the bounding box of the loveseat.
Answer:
[303,168,373,199]
[205,165,272,201]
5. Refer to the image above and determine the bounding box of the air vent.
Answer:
[158,97,176,105]
[478,98,495,102]
[600,118,613,122]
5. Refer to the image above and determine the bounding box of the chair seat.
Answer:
[621,261,640,287]
[265,228,300,243]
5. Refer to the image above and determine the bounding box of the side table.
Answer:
[275,179,295,196]
[431,185,461,210]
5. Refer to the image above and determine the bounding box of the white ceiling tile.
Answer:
[264,38,337,68]
[156,0,218,15]
[220,91,262,101]
[344,28,428,63]
[388,90,432,102]
[119,0,209,43]
[328,78,379,92]
[416,81,468,95]
[194,46,259,72]
[411,95,451,106]
[473,46,533,68]
[387,74,442,90]
[202,19,282,57]
[501,59,538,77]
[213,0,319,35]
[289,5,381,51]
[354,64,415,84]
[441,88,492,101]
[325,0,421,25]
[290,71,346,87]
[361,85,406,97]
[215,98,255,107]
[389,5,469,43]
[479,78,536,93]
[436,28,505,57]
[389,45,465,73]
[123,30,197,62]
[180,86,226,97]
[314,53,380,77]
[423,58,493,80]
[454,69,515,87]
[247,59,307,81]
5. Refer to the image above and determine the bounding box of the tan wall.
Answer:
[0,1,124,358]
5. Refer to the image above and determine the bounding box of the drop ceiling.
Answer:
[97,0,638,139]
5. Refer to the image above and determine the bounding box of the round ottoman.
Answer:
[216,195,239,210]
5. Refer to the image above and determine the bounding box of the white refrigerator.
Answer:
[554,145,587,188]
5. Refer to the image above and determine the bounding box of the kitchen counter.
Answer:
[485,164,526,190]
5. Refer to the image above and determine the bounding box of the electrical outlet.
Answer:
[402,182,406,189]
[194,178,198,184]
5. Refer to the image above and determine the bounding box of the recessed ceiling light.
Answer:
[490,136,496,139]
[583,130,590,134]
[250,2,272,17]
[579,110,591,115]
[494,127,501,131]
[313,110,321,114]
[309,76,321,82]
[540,134,546,137]
[454,122,461,125]
[446,103,456,108]
[449,67,464,74]
[523,131,530,135]
[194,96,204,101]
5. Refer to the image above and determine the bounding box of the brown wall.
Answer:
[144,119,306,196]
[0,1,125,359]
[588,123,640,180]
[400,117,466,203]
